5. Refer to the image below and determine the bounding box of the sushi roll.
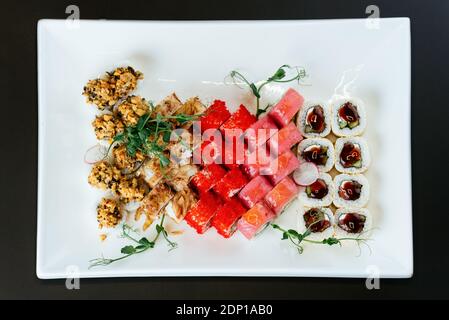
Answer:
[220,104,257,134]
[296,100,331,138]
[238,176,273,209]
[211,198,247,238]
[213,168,249,201]
[244,115,278,152]
[190,163,227,194]
[331,98,366,137]
[268,88,304,127]
[333,174,370,208]
[297,138,335,173]
[199,100,231,133]
[335,137,370,174]
[265,149,300,185]
[264,177,299,215]
[298,173,333,207]
[334,208,372,237]
[268,122,303,156]
[298,206,334,240]
[237,202,276,239]
[184,192,223,234]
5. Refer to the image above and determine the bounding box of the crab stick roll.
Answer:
[297,101,331,138]
[238,176,273,209]
[190,163,227,194]
[298,206,334,240]
[213,168,249,201]
[266,150,300,185]
[184,192,223,234]
[297,138,335,173]
[268,122,303,156]
[264,177,299,215]
[334,208,372,237]
[331,98,366,137]
[238,202,276,239]
[199,100,231,132]
[298,173,333,207]
[244,115,278,152]
[333,174,370,208]
[268,88,304,127]
[211,198,247,238]
[335,137,370,174]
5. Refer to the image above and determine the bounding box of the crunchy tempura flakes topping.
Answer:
[97,198,123,229]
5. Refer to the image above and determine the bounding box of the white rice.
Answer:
[298,172,334,207]
[297,138,335,173]
[334,207,372,238]
[331,97,366,137]
[297,206,334,241]
[333,174,370,208]
[335,137,370,174]
[297,100,331,138]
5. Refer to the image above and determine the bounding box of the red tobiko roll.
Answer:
[190,163,227,194]
[220,104,257,133]
[213,168,249,201]
[185,192,223,234]
[211,197,247,238]
[268,88,304,127]
[199,100,231,133]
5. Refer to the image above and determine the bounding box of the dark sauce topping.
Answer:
[305,106,325,133]
[338,102,360,123]
[337,213,366,233]
[302,145,329,166]
[306,179,329,199]
[340,143,362,168]
[303,208,331,233]
[338,180,362,201]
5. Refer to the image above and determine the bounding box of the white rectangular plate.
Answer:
[37,18,412,279]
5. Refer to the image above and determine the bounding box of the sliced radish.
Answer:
[293,162,319,186]
[84,144,109,164]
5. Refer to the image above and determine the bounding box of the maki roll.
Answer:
[264,177,299,215]
[238,176,273,209]
[297,101,331,138]
[268,88,304,127]
[335,137,370,174]
[265,149,300,185]
[298,206,334,240]
[190,163,227,194]
[297,138,335,172]
[237,202,276,239]
[268,122,303,156]
[331,98,366,137]
[334,208,371,237]
[333,174,370,208]
[211,198,247,238]
[184,192,223,234]
[213,168,249,201]
[199,100,231,133]
[298,173,333,207]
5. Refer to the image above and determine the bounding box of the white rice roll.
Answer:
[334,207,372,238]
[297,138,335,173]
[297,100,331,138]
[335,137,370,174]
[333,174,370,208]
[331,98,366,137]
[298,173,334,207]
[298,206,334,240]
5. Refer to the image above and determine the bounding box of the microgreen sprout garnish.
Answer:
[271,220,371,255]
[89,214,177,268]
[229,65,307,117]
[107,111,202,168]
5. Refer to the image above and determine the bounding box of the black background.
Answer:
[0,0,448,300]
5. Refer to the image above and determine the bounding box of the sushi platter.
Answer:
[37,19,412,278]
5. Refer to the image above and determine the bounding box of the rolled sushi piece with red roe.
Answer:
[193,139,223,165]
[190,163,227,194]
[237,202,276,239]
[199,100,231,133]
[238,175,273,209]
[264,176,299,215]
[211,197,247,238]
[268,122,303,156]
[220,104,257,134]
[213,168,249,201]
[265,149,300,185]
[268,88,304,127]
[222,138,246,170]
[184,192,223,234]
[244,115,279,152]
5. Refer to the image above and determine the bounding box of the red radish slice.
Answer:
[293,162,319,186]
[84,144,109,164]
